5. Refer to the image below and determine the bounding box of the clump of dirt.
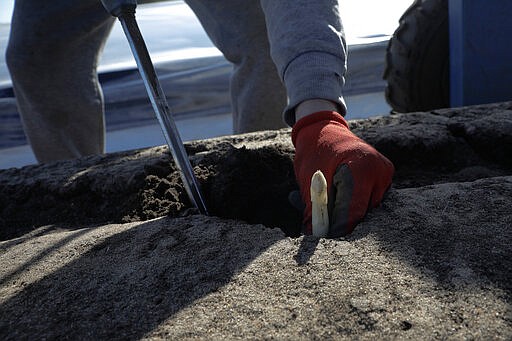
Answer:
[122,160,187,222]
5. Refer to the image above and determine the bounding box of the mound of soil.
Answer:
[1,102,511,240]
[0,102,511,339]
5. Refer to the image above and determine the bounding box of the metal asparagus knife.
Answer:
[100,0,208,215]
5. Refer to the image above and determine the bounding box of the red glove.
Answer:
[292,111,394,237]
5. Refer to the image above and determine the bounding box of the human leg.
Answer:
[6,0,115,162]
[184,0,287,133]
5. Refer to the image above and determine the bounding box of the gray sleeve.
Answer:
[260,0,348,125]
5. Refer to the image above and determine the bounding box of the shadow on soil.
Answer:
[355,180,512,302]
[0,216,283,339]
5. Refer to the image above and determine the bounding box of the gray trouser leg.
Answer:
[6,1,114,163]
[185,0,288,133]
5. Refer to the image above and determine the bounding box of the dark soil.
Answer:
[0,103,511,340]
[1,102,511,241]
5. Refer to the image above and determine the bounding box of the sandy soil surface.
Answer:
[0,102,511,339]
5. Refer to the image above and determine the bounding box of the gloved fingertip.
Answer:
[328,164,354,237]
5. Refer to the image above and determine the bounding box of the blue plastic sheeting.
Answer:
[449,0,512,106]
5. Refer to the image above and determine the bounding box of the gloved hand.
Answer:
[292,111,394,237]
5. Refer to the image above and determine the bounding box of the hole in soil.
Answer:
[117,143,304,237]
[201,144,302,237]
[118,143,304,238]
[400,320,413,331]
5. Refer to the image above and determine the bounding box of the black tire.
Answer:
[383,0,449,113]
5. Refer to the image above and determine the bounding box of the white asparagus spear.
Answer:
[311,170,329,237]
